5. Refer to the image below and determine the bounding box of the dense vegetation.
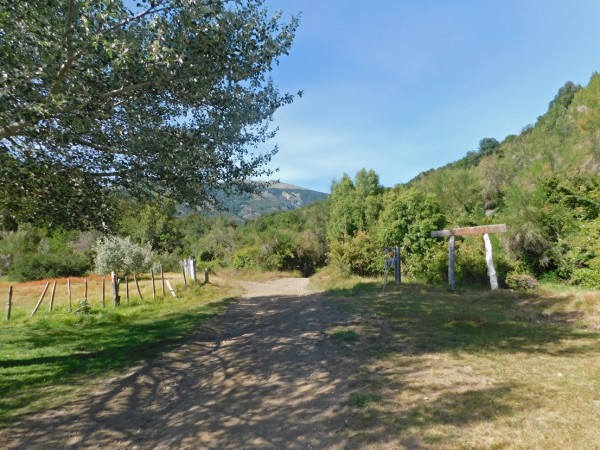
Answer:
[1,74,599,288]
[0,0,299,229]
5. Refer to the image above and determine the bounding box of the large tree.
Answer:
[0,0,299,229]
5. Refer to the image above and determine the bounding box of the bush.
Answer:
[93,236,155,275]
[0,226,92,281]
[505,272,540,291]
[328,232,381,276]
[570,268,600,289]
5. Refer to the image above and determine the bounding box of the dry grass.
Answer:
[323,280,600,449]
[0,272,188,319]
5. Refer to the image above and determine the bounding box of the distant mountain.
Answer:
[214,182,328,221]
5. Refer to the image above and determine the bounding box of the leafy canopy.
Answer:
[0,0,299,227]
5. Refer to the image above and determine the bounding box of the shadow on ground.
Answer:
[3,282,598,449]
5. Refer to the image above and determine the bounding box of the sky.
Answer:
[255,0,600,193]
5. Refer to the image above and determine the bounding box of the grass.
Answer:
[330,328,360,342]
[323,278,600,449]
[0,277,235,428]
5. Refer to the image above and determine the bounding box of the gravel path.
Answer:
[3,278,366,449]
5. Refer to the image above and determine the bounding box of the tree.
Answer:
[0,0,300,228]
[93,235,154,276]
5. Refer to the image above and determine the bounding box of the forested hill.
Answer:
[401,74,600,285]
[213,182,328,221]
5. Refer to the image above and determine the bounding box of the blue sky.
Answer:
[257,0,600,193]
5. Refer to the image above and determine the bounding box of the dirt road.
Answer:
[3,278,369,449]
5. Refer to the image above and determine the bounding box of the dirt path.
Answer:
[3,278,369,449]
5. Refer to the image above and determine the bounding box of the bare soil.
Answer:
[2,278,371,449]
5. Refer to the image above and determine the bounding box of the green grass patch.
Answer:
[348,392,383,408]
[0,283,235,428]
[330,328,360,342]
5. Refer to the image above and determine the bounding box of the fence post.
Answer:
[111,271,120,306]
[84,279,88,306]
[125,275,129,302]
[31,282,50,318]
[189,256,197,284]
[6,286,12,321]
[180,261,187,286]
[134,273,143,301]
[160,264,165,297]
[204,268,209,284]
[67,278,72,311]
[49,280,57,312]
[102,278,105,308]
[151,269,156,300]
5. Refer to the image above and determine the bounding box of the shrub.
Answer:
[93,236,155,275]
[0,226,92,281]
[570,268,600,289]
[505,271,540,291]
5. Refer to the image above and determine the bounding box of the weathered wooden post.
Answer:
[83,279,88,306]
[67,278,72,311]
[160,264,165,297]
[180,261,187,286]
[133,273,143,301]
[125,275,129,302]
[31,282,50,318]
[49,280,57,312]
[151,269,156,299]
[204,268,209,284]
[394,246,401,285]
[431,224,507,290]
[6,286,12,321]
[448,236,456,290]
[188,256,197,284]
[111,271,120,306]
[101,278,106,307]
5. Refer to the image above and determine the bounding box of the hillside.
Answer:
[214,182,328,221]
[404,74,600,285]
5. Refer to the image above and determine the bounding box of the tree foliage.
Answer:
[0,0,299,228]
[93,235,154,276]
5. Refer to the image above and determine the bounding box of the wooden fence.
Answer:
[2,270,198,321]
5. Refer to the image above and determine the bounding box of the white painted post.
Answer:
[483,233,498,290]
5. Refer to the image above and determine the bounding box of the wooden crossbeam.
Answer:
[431,224,507,238]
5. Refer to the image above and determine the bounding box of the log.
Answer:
[431,224,507,238]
